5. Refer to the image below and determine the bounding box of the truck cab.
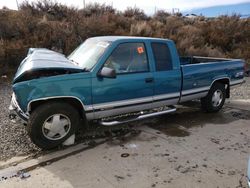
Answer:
[86,37,182,119]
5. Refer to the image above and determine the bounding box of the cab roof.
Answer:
[89,36,171,42]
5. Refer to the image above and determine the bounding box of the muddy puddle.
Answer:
[145,101,250,137]
[150,123,191,137]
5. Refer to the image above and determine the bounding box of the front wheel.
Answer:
[27,102,80,149]
[201,83,226,113]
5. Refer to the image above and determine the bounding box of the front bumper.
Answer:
[9,93,29,122]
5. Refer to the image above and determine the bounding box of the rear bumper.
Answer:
[9,93,29,122]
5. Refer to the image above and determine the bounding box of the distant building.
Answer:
[240,14,250,19]
[184,13,198,19]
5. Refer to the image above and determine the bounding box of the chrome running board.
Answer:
[99,106,176,126]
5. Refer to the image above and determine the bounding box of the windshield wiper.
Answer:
[69,59,89,71]
[69,59,79,66]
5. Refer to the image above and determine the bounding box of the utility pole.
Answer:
[16,0,19,10]
[83,0,85,9]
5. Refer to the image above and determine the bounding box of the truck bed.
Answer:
[180,56,231,65]
[180,56,244,102]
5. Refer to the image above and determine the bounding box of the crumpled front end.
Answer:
[13,48,83,84]
[9,93,29,122]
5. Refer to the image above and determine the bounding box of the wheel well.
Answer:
[213,78,230,98]
[29,98,86,119]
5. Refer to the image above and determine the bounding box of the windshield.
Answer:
[68,39,111,70]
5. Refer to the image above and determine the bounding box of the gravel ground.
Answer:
[0,76,249,161]
[231,77,250,100]
[0,78,41,161]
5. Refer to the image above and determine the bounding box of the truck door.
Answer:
[92,42,154,119]
[150,42,182,108]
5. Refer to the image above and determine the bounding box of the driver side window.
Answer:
[104,43,149,74]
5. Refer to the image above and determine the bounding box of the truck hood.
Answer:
[14,48,83,83]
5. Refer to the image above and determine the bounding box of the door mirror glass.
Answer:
[98,67,116,78]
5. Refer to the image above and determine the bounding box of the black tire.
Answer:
[27,102,80,149]
[201,82,226,113]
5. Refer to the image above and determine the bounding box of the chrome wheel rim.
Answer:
[212,90,223,107]
[42,114,71,141]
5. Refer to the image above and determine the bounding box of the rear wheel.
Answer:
[27,102,80,149]
[201,83,226,112]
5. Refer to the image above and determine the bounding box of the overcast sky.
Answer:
[1,0,250,13]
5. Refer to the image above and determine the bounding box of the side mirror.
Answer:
[98,67,116,78]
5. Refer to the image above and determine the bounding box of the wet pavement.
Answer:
[0,100,249,188]
[146,102,250,137]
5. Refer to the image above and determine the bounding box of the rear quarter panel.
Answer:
[181,60,244,100]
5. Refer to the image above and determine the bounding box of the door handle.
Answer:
[145,77,154,83]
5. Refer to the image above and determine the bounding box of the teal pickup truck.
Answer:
[9,36,245,149]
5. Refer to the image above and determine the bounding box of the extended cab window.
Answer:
[104,43,149,74]
[151,42,173,71]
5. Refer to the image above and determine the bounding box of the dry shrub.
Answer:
[153,10,171,23]
[82,3,115,17]
[149,21,165,37]
[186,45,224,57]
[130,22,153,36]
[0,0,250,75]
[123,7,148,20]
[20,0,78,21]
[160,16,185,38]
